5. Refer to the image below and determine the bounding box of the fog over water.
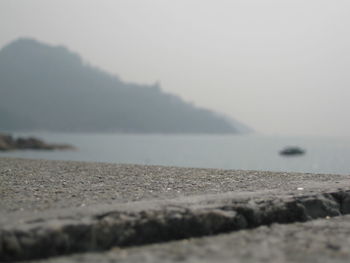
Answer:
[1,0,350,136]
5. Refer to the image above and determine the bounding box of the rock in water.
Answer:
[0,134,15,150]
[279,146,305,156]
[0,133,75,151]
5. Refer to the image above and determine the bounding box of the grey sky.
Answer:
[1,0,350,136]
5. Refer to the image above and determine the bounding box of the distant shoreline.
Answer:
[0,133,75,151]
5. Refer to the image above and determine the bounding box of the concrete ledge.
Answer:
[42,215,350,263]
[1,157,350,262]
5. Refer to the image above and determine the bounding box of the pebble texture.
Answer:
[0,157,348,214]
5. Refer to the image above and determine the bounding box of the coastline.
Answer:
[0,133,75,151]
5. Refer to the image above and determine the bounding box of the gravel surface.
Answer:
[1,157,348,214]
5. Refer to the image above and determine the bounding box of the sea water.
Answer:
[1,133,350,175]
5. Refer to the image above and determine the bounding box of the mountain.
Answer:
[0,38,244,133]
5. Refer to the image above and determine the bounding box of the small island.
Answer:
[0,133,75,151]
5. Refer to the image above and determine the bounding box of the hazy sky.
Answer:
[1,0,350,136]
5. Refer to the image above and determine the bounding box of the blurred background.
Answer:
[1,0,350,174]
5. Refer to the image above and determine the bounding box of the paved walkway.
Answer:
[1,157,350,262]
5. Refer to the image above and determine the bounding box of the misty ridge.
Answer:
[0,38,250,134]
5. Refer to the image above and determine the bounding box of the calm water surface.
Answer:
[1,133,350,175]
